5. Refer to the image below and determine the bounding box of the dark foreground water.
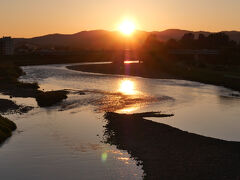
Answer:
[0,62,240,179]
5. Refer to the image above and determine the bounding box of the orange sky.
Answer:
[1,0,240,38]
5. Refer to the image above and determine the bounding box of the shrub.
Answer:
[0,115,17,144]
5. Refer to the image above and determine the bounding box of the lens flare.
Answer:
[101,152,108,162]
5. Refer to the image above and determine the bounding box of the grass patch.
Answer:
[0,62,68,107]
[0,63,23,82]
[36,90,68,107]
[166,64,240,91]
[0,115,17,144]
[0,62,40,97]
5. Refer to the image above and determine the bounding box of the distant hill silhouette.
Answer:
[14,29,240,50]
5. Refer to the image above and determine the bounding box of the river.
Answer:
[0,62,240,179]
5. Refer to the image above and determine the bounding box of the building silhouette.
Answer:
[0,37,14,55]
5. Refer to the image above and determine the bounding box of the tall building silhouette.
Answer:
[0,37,14,55]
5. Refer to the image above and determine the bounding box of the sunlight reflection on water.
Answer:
[118,106,140,113]
[18,63,240,141]
[119,79,137,95]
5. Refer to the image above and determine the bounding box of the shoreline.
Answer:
[0,115,17,144]
[67,63,240,92]
[0,61,239,178]
[0,64,70,144]
[104,112,240,179]
[67,63,174,79]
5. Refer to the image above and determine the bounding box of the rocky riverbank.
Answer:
[104,112,240,179]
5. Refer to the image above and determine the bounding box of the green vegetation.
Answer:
[0,115,16,144]
[0,63,40,98]
[141,32,240,66]
[139,32,240,90]
[0,62,24,82]
[0,63,68,108]
[164,64,240,91]
[36,90,68,107]
[0,50,114,66]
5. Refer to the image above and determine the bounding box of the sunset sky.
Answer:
[1,0,240,37]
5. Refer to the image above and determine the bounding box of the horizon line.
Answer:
[3,28,240,39]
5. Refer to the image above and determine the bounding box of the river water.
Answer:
[0,62,240,179]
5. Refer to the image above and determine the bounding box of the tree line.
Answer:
[140,32,240,67]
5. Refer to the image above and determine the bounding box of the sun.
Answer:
[119,20,136,36]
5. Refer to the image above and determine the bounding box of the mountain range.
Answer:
[14,29,240,50]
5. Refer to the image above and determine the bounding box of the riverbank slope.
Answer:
[104,112,240,179]
[67,63,240,92]
[0,115,16,144]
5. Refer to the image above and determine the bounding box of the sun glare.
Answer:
[119,79,136,95]
[119,20,136,35]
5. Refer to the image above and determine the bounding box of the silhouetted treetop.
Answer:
[140,31,240,65]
